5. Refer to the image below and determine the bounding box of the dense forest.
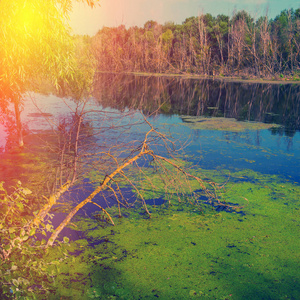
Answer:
[91,9,300,79]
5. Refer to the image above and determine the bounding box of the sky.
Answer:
[69,0,300,36]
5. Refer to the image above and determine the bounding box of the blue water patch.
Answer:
[150,114,300,183]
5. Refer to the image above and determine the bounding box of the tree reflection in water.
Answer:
[93,73,300,136]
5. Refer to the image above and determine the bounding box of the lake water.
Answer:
[1,74,300,299]
[95,74,300,184]
[2,73,300,222]
[2,74,299,183]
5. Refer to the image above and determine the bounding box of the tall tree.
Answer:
[213,15,229,72]
[0,0,100,147]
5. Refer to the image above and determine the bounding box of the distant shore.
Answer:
[96,71,300,85]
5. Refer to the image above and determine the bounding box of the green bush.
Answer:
[0,181,56,298]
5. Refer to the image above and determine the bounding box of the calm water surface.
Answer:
[1,75,300,299]
[1,74,299,183]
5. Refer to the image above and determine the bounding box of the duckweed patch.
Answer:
[42,169,299,300]
[181,116,280,132]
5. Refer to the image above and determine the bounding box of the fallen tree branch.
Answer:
[32,181,71,227]
[1,181,71,261]
[152,154,216,200]
[46,147,152,247]
[90,201,115,226]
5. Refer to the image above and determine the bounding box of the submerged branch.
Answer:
[120,170,151,217]
[152,154,215,198]
[90,201,115,226]
[46,147,152,247]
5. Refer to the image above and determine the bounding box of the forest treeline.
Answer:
[91,9,300,79]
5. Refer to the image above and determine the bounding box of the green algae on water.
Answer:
[41,168,300,300]
[180,116,281,132]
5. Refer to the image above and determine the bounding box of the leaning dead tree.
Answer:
[45,116,223,247]
[1,96,228,261]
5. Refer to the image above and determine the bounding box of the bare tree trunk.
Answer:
[214,28,224,71]
[227,24,234,74]
[13,99,24,148]
[46,145,152,247]
[251,21,259,76]
[70,113,82,184]
[287,10,294,74]
[198,14,210,75]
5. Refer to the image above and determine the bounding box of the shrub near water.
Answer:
[0,181,55,298]
[34,168,300,300]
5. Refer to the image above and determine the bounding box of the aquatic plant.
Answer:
[0,117,227,298]
[18,168,298,299]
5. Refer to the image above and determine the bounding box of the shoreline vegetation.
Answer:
[97,70,300,85]
[91,8,300,83]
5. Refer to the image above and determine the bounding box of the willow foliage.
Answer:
[0,0,99,100]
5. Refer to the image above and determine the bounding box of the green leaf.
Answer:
[11,265,18,271]
[29,228,36,236]
[45,223,52,232]
[12,279,19,286]
[21,188,32,195]
[22,235,29,241]
[63,236,69,243]
[9,227,15,234]
[16,202,24,210]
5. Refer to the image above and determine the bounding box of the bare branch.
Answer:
[46,145,152,247]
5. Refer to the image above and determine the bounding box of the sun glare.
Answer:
[13,3,46,37]
[0,0,71,98]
